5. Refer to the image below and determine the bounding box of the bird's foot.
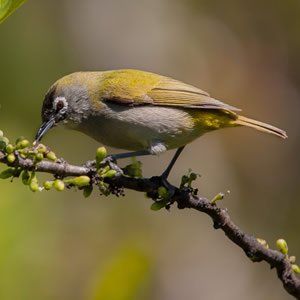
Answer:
[101,155,124,176]
[148,175,177,210]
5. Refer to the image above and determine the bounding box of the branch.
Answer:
[0,148,300,299]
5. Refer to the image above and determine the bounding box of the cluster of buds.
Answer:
[0,132,120,197]
[257,237,300,274]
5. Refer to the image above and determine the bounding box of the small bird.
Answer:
[35,69,287,178]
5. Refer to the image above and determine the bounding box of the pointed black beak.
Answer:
[34,116,56,145]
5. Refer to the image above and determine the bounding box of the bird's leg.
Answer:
[161,146,185,179]
[149,146,186,208]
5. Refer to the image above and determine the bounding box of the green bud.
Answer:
[35,153,44,162]
[158,186,169,199]
[257,238,269,249]
[0,136,9,150]
[292,264,300,274]
[29,174,39,192]
[46,151,57,161]
[64,176,90,187]
[36,143,47,154]
[29,180,40,192]
[5,144,14,154]
[289,256,296,264]
[21,170,30,185]
[211,192,224,203]
[0,168,16,179]
[276,239,289,255]
[7,153,16,163]
[102,169,117,178]
[96,146,107,162]
[16,140,30,150]
[54,179,65,191]
[83,185,93,198]
[43,181,53,190]
[15,136,25,145]
[0,130,3,137]
[150,201,166,211]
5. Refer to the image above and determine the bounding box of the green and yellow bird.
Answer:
[35,69,287,178]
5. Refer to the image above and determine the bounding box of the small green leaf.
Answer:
[0,167,16,179]
[150,201,166,211]
[83,185,93,198]
[0,0,27,24]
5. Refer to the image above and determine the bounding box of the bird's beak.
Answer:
[34,116,56,145]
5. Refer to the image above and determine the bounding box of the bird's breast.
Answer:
[75,104,206,151]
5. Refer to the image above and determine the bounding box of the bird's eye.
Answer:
[56,100,65,111]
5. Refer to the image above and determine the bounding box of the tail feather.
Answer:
[235,115,288,139]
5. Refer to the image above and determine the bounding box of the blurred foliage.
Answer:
[0,0,27,23]
[88,247,152,300]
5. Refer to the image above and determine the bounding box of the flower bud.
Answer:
[211,192,224,203]
[102,169,117,178]
[292,264,300,274]
[36,144,47,154]
[16,139,29,149]
[276,239,288,255]
[29,174,39,192]
[257,238,269,249]
[0,130,3,137]
[7,153,16,163]
[43,181,53,190]
[5,144,14,154]
[54,179,65,191]
[46,151,57,161]
[29,180,40,192]
[64,176,90,187]
[35,153,44,162]
[96,146,107,162]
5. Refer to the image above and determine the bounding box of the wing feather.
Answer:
[100,69,241,111]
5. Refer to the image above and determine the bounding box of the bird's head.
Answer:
[34,72,97,144]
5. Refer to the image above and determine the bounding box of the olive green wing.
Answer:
[100,69,240,111]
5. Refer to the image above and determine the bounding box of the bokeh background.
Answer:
[0,1,299,299]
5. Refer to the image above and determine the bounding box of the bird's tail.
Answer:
[234,115,288,139]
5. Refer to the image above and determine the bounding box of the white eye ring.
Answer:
[53,96,68,111]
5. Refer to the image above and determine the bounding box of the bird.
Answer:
[35,69,287,178]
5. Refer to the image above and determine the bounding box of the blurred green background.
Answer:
[0,1,299,299]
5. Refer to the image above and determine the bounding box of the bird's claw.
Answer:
[102,155,123,175]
